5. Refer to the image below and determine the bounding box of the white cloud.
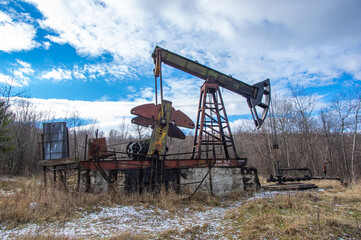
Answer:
[2,0,357,133]
[0,60,34,87]
[230,119,255,132]
[23,0,361,94]
[16,59,31,68]
[355,72,361,81]
[39,63,135,82]
[11,59,34,86]
[25,97,149,134]
[127,87,155,102]
[41,68,72,81]
[28,0,152,62]
[17,75,252,135]
[0,73,18,86]
[72,68,86,80]
[82,63,133,80]
[127,86,136,93]
[45,34,67,45]
[0,11,36,52]
[43,41,51,50]
[10,78,326,137]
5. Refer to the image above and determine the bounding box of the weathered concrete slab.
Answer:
[181,167,260,197]
[79,167,260,197]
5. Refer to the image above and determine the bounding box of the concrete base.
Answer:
[79,170,109,193]
[181,167,260,197]
[79,167,260,197]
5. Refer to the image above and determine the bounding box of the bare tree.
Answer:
[131,124,150,141]
[350,88,361,182]
[330,91,353,176]
[64,108,83,131]
[4,99,44,175]
[118,117,130,140]
[290,85,318,173]
[319,108,337,168]
[271,95,294,168]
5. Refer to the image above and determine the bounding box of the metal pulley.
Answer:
[126,141,149,158]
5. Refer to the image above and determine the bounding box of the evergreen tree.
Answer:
[0,99,13,152]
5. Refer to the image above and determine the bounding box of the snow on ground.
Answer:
[0,204,234,239]
[0,177,16,182]
[0,177,16,196]
[0,190,309,239]
[0,190,14,196]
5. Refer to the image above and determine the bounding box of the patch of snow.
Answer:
[0,177,16,182]
[0,204,236,239]
[0,190,14,196]
[249,190,298,201]
[0,189,318,239]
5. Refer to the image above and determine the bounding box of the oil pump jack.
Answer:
[80,46,271,194]
[126,46,270,191]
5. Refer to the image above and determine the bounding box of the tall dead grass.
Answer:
[0,178,114,228]
[156,222,211,240]
[0,176,221,229]
[16,235,73,240]
[105,231,145,240]
[223,181,361,239]
[4,176,359,239]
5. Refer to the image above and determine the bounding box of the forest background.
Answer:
[0,80,360,183]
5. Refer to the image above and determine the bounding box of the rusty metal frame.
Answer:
[55,46,270,193]
[191,80,241,163]
[80,157,246,170]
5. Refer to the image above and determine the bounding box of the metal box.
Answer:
[43,122,69,160]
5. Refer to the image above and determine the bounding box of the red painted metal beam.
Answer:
[80,160,152,170]
[80,158,246,170]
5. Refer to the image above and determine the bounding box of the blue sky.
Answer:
[0,0,361,134]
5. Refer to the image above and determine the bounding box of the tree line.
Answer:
[0,84,359,183]
[234,86,361,183]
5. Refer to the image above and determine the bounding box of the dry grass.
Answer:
[0,183,114,228]
[310,178,347,189]
[105,231,145,240]
[14,231,145,240]
[16,232,146,240]
[2,176,360,239]
[222,181,361,240]
[258,175,269,185]
[0,176,221,229]
[16,235,74,240]
[157,223,212,240]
